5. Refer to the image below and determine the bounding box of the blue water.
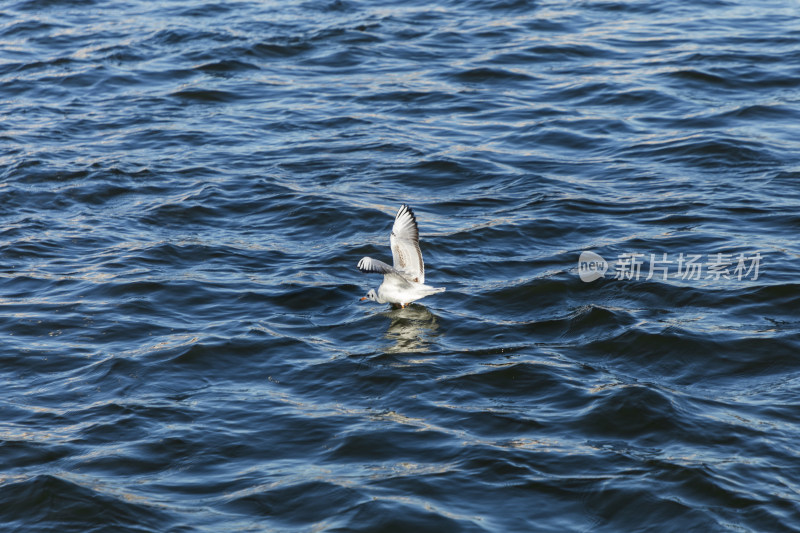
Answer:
[2,0,800,531]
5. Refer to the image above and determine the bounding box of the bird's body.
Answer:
[358,204,445,308]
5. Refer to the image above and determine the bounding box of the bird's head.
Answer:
[359,289,379,302]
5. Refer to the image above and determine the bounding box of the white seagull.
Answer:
[357,204,445,308]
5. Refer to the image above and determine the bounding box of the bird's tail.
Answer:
[422,285,446,295]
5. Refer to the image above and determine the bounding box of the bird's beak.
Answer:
[359,296,368,301]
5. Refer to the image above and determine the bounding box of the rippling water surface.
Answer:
[2,0,800,531]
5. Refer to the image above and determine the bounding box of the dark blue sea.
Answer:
[2,0,800,531]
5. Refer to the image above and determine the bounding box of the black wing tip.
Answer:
[397,204,418,226]
[358,257,387,274]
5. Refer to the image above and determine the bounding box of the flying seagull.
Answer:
[357,204,445,308]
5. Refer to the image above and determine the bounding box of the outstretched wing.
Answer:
[390,204,425,283]
[357,256,395,275]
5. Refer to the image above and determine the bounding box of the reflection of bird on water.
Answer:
[357,204,445,308]
[382,304,440,353]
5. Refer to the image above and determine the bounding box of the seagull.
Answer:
[357,204,445,308]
